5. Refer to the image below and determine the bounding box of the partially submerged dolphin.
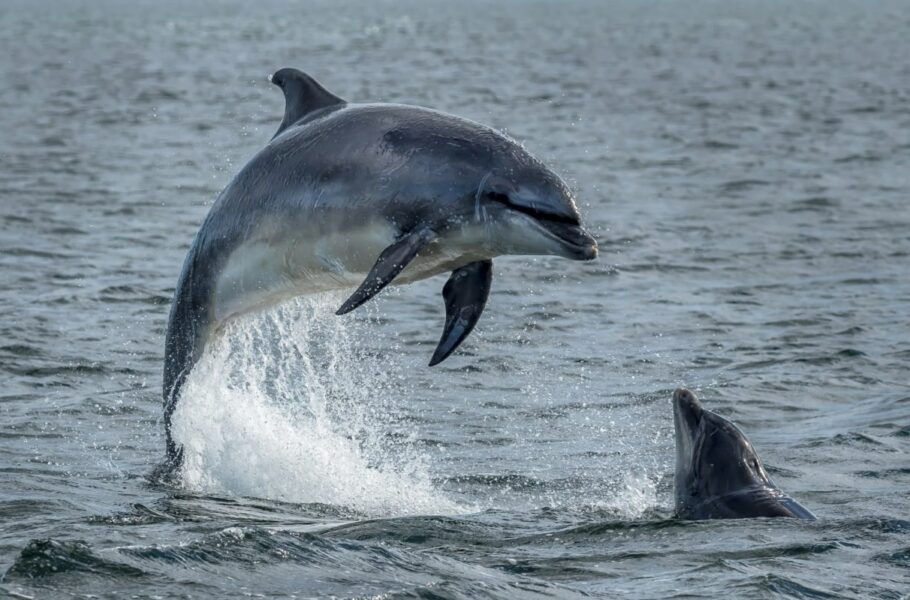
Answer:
[673,388,815,520]
[161,68,597,468]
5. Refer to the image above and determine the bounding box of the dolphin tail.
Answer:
[160,240,217,475]
[336,226,437,315]
[148,443,185,485]
[429,260,492,366]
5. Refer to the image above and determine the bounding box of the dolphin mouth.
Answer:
[489,187,598,260]
[531,218,598,260]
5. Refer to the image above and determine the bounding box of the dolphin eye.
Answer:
[486,191,510,204]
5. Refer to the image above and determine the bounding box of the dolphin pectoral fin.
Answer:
[336,227,438,315]
[429,260,493,366]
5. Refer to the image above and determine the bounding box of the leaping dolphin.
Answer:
[161,68,598,470]
[673,388,815,520]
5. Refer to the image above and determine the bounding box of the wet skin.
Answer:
[673,388,815,520]
[160,69,598,471]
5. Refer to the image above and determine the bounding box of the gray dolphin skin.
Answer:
[160,68,598,470]
[673,388,815,520]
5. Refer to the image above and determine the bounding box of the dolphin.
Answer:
[160,68,598,469]
[673,388,815,520]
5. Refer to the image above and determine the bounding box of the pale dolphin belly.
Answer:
[212,216,488,326]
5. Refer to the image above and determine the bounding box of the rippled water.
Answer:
[2,0,909,597]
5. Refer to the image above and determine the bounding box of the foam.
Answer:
[170,294,462,517]
[596,471,661,519]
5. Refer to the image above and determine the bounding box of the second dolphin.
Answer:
[673,388,815,520]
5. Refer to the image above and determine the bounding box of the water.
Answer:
[1,0,909,597]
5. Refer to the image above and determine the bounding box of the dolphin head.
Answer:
[673,388,773,515]
[471,165,597,262]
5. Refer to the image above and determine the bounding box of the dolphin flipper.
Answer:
[336,227,438,315]
[429,260,493,366]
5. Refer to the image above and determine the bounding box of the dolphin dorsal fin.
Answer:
[270,68,345,139]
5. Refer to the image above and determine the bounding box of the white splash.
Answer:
[170,294,461,516]
[596,471,661,519]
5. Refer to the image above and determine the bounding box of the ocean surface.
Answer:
[1,0,909,597]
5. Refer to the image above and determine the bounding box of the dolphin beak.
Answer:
[673,388,704,479]
[673,388,703,441]
[539,221,598,261]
